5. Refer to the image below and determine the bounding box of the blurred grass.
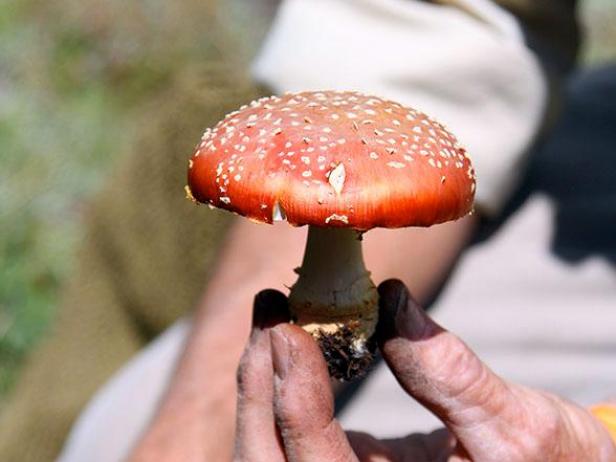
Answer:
[0,0,615,400]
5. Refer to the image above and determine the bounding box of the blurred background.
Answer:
[0,0,615,405]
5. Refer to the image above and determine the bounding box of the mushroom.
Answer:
[186,91,475,380]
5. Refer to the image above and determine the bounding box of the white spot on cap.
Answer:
[325,213,349,224]
[328,163,346,195]
[387,161,405,169]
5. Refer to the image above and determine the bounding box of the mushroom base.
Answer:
[314,323,377,381]
[289,226,379,381]
[294,312,378,380]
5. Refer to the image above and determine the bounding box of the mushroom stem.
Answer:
[289,226,378,380]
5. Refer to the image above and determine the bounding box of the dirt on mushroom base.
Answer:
[317,323,378,381]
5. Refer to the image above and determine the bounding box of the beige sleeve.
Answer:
[252,0,548,216]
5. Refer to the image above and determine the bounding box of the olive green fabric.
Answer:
[0,64,263,461]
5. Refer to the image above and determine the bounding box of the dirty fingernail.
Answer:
[377,280,427,341]
[252,289,290,331]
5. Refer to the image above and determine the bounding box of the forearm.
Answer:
[129,219,304,460]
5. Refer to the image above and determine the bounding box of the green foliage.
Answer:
[0,0,151,397]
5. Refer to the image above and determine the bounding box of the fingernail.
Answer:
[252,290,290,331]
[399,294,428,340]
[377,280,426,341]
[377,280,404,339]
[270,328,290,380]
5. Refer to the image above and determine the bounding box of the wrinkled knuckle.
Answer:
[426,334,485,399]
[539,407,563,442]
[534,412,562,455]
[518,401,566,460]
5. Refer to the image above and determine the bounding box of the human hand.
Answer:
[234,280,616,461]
[128,217,473,461]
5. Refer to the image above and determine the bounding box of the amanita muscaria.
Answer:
[186,90,476,380]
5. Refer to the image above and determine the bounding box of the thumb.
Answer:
[269,324,358,462]
[376,280,520,444]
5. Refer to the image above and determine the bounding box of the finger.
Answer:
[347,431,397,462]
[348,428,456,462]
[391,428,457,461]
[376,280,522,451]
[234,290,290,462]
[270,324,358,462]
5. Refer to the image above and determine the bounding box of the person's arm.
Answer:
[129,216,477,460]
[233,280,616,461]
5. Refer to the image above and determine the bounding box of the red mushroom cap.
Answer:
[187,91,475,230]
